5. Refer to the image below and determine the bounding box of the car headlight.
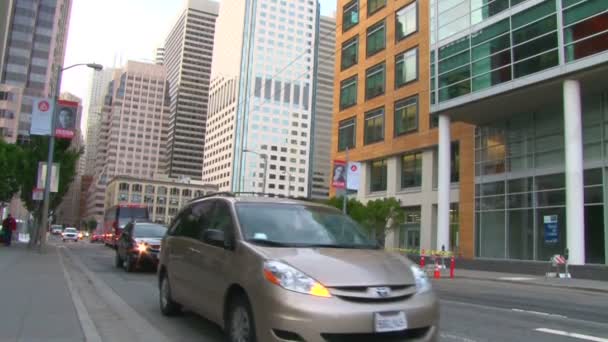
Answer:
[410,265,431,294]
[137,243,148,253]
[263,261,331,298]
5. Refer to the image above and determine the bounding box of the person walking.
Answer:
[2,214,17,246]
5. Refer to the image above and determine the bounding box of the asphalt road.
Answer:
[64,241,608,342]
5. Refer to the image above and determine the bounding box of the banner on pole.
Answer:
[346,162,361,191]
[30,98,53,136]
[32,188,44,201]
[332,160,346,189]
[55,99,78,139]
[36,162,59,193]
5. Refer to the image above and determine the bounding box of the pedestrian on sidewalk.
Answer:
[2,214,17,246]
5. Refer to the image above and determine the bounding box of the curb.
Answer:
[451,275,608,294]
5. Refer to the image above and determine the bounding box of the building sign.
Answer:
[30,98,53,136]
[32,188,44,201]
[544,215,558,244]
[347,162,361,191]
[55,99,78,139]
[36,162,59,193]
[332,160,346,189]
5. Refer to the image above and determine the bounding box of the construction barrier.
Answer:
[389,248,456,279]
[546,254,571,279]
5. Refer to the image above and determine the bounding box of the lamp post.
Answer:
[243,148,268,193]
[38,63,103,252]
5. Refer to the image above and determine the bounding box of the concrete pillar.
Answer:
[563,80,585,265]
[386,157,398,196]
[437,114,451,252]
[357,161,369,200]
[420,150,435,251]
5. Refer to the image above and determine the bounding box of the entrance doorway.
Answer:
[585,205,605,264]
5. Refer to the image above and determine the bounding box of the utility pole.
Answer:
[342,147,349,214]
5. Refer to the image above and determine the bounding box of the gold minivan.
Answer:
[158,194,439,342]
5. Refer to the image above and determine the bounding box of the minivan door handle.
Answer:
[189,247,201,254]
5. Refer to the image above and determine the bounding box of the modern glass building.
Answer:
[204,0,327,199]
[430,0,608,264]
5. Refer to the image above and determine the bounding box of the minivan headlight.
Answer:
[263,261,331,298]
[410,265,432,293]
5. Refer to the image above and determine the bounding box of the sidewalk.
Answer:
[449,268,608,293]
[0,242,85,342]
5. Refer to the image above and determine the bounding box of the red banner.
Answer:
[55,99,78,139]
[332,160,346,189]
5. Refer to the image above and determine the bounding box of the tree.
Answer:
[0,139,23,205]
[326,196,404,247]
[87,219,98,232]
[17,136,82,244]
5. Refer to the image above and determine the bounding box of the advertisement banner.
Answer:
[347,162,361,191]
[55,99,78,139]
[36,162,59,193]
[332,160,347,189]
[30,98,53,136]
[544,215,558,244]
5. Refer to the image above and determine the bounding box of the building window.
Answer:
[365,63,385,100]
[338,117,356,151]
[563,2,608,61]
[396,1,417,41]
[401,152,422,188]
[366,20,385,56]
[394,96,418,136]
[341,36,358,70]
[370,159,387,192]
[364,107,384,145]
[367,0,386,16]
[342,0,359,32]
[395,47,418,88]
[451,142,460,183]
[340,76,357,109]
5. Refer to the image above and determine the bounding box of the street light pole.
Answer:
[243,148,268,193]
[38,63,102,252]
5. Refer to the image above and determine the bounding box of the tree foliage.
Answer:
[326,196,404,246]
[18,136,82,216]
[0,139,23,204]
[87,218,98,232]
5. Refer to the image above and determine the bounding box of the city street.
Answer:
[61,241,608,342]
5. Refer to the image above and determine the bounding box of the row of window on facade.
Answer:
[342,0,417,35]
[365,144,460,193]
[253,77,311,109]
[117,183,207,197]
[431,0,608,104]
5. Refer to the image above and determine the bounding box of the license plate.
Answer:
[374,311,407,333]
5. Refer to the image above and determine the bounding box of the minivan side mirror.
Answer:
[203,229,230,249]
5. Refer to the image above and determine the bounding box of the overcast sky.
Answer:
[62,0,337,134]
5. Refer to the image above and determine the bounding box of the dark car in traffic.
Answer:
[115,221,166,272]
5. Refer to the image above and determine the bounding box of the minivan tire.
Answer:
[226,294,257,342]
[159,273,181,316]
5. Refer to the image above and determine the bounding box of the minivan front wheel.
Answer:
[227,295,257,342]
[159,273,181,316]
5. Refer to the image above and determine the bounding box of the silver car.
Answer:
[158,194,439,342]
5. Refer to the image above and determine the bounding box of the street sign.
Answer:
[32,188,43,201]
[544,215,558,244]
[36,162,59,193]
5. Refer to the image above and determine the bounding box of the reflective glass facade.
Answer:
[430,0,608,104]
[475,91,607,263]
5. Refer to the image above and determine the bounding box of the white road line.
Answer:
[535,328,608,342]
[440,333,479,342]
[512,308,568,319]
[498,277,537,281]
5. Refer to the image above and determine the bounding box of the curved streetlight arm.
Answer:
[62,63,103,72]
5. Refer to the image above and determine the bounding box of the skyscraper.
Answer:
[309,16,335,199]
[0,0,73,142]
[83,68,114,176]
[85,61,170,223]
[163,0,218,181]
[204,0,320,198]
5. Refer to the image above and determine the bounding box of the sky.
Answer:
[62,0,337,134]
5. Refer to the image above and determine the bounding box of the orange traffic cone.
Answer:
[434,260,441,279]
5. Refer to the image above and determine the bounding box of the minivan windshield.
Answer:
[235,203,377,249]
[133,224,166,238]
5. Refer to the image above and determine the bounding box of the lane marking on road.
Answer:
[535,328,608,342]
[512,308,568,319]
[57,246,103,342]
[440,332,479,342]
[498,277,537,281]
